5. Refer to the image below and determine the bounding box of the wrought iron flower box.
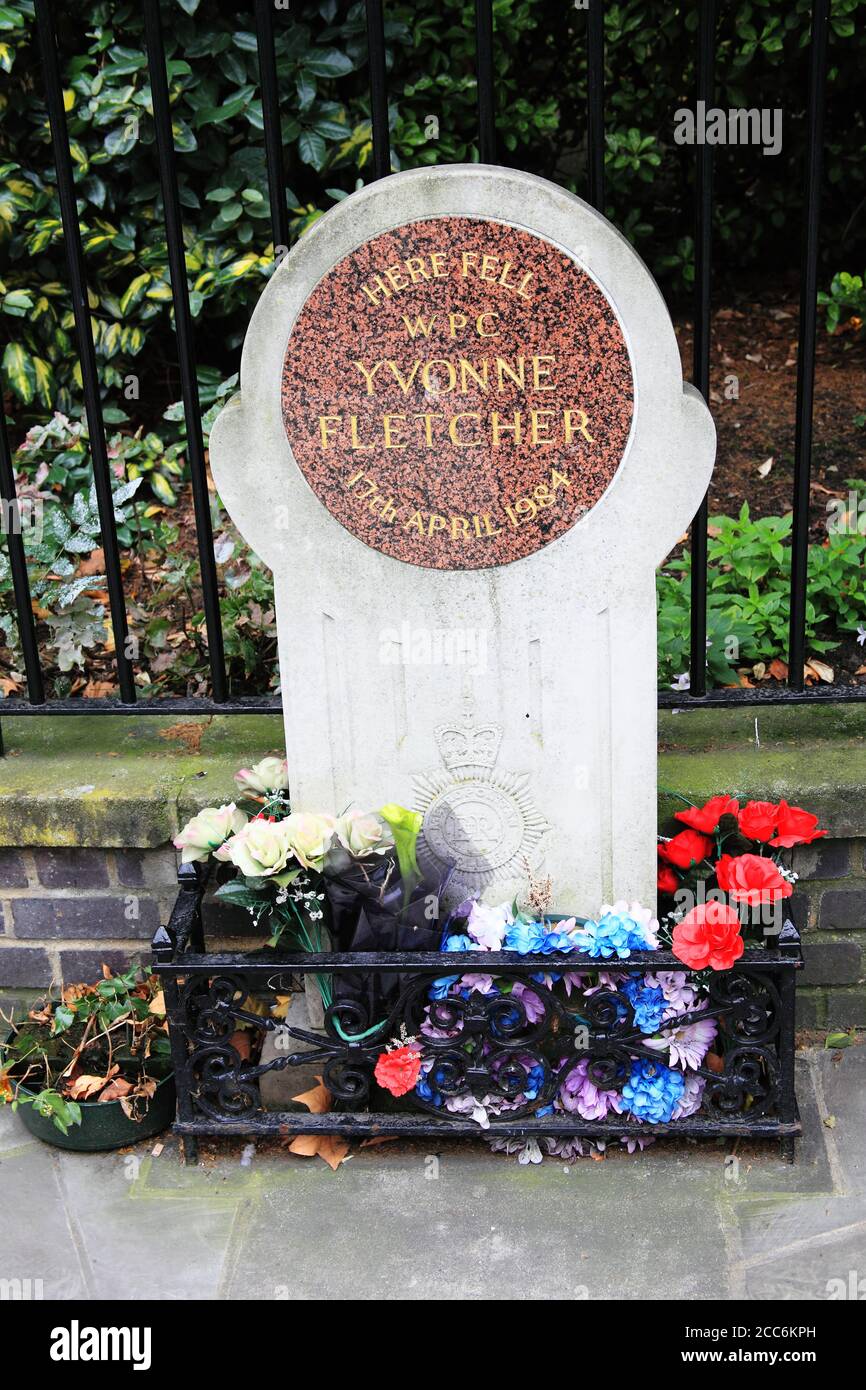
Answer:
[151,865,803,1164]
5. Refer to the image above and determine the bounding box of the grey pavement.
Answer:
[1,1044,864,1301]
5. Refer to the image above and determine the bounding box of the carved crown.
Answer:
[434,719,503,771]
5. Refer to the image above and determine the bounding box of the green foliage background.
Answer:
[1,0,864,423]
[0,0,864,695]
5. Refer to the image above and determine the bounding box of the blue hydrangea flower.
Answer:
[428,974,460,1000]
[415,1074,443,1106]
[572,908,657,959]
[622,976,667,1034]
[504,918,546,954]
[522,1062,546,1101]
[443,932,475,953]
[622,1058,685,1123]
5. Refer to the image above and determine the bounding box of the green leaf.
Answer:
[2,342,36,404]
[298,130,327,170]
[303,49,353,79]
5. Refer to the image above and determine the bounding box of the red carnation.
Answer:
[657,865,680,894]
[737,800,779,843]
[716,853,793,904]
[675,794,739,834]
[660,829,714,869]
[768,800,827,849]
[672,902,744,971]
[374,1045,422,1097]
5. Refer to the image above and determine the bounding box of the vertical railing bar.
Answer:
[143,0,227,702]
[586,0,605,210]
[364,0,390,179]
[0,397,45,704]
[474,0,496,163]
[688,0,717,699]
[255,0,289,255]
[34,0,136,703]
[788,0,830,692]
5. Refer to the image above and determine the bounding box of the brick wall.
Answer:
[791,838,866,1027]
[0,836,863,1026]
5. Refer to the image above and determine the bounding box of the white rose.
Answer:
[234,756,290,796]
[173,804,247,864]
[334,810,392,858]
[282,812,335,869]
[214,817,295,878]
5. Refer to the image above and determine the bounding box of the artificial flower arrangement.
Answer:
[173,756,442,1016]
[367,793,820,1163]
[656,792,823,964]
[174,771,817,1164]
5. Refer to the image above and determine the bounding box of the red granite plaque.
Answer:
[281,217,633,569]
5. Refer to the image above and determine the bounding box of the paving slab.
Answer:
[53,1143,239,1301]
[743,1218,866,1300]
[815,1043,866,1192]
[222,1144,735,1301]
[0,1140,90,1299]
[0,1045,862,1301]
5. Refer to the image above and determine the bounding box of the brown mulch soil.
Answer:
[675,277,865,533]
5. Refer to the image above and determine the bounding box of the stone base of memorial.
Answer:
[151,863,802,1165]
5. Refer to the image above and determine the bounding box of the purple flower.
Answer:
[645,970,704,1019]
[557,1057,625,1121]
[645,1017,717,1070]
[511,980,545,1023]
[671,1071,706,1120]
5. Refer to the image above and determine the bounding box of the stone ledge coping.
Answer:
[0,704,862,847]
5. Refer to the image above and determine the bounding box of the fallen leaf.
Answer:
[757,456,774,477]
[317,1135,351,1171]
[82,679,116,697]
[287,1134,321,1157]
[271,995,292,1020]
[229,1029,251,1061]
[705,1052,725,1074]
[823,1115,837,1129]
[856,664,866,677]
[292,1076,332,1114]
[76,547,105,577]
[148,991,165,1017]
[806,659,834,683]
[768,658,789,681]
[68,1066,120,1101]
[98,1076,133,1103]
[359,1136,400,1149]
[0,675,21,696]
[159,721,206,753]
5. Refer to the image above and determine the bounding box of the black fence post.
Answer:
[788,0,830,691]
[143,0,227,702]
[34,0,136,703]
[688,0,717,700]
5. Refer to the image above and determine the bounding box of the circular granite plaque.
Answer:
[281,216,633,569]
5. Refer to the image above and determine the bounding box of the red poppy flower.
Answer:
[657,865,680,894]
[737,800,779,843]
[716,853,793,904]
[660,829,714,869]
[672,902,745,971]
[675,794,739,833]
[374,1045,422,1097]
[768,800,827,849]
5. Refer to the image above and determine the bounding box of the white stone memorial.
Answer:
[210,166,715,912]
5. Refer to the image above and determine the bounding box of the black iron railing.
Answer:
[152,863,803,1164]
[0,0,860,743]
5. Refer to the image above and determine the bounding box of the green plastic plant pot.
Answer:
[12,1071,176,1152]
